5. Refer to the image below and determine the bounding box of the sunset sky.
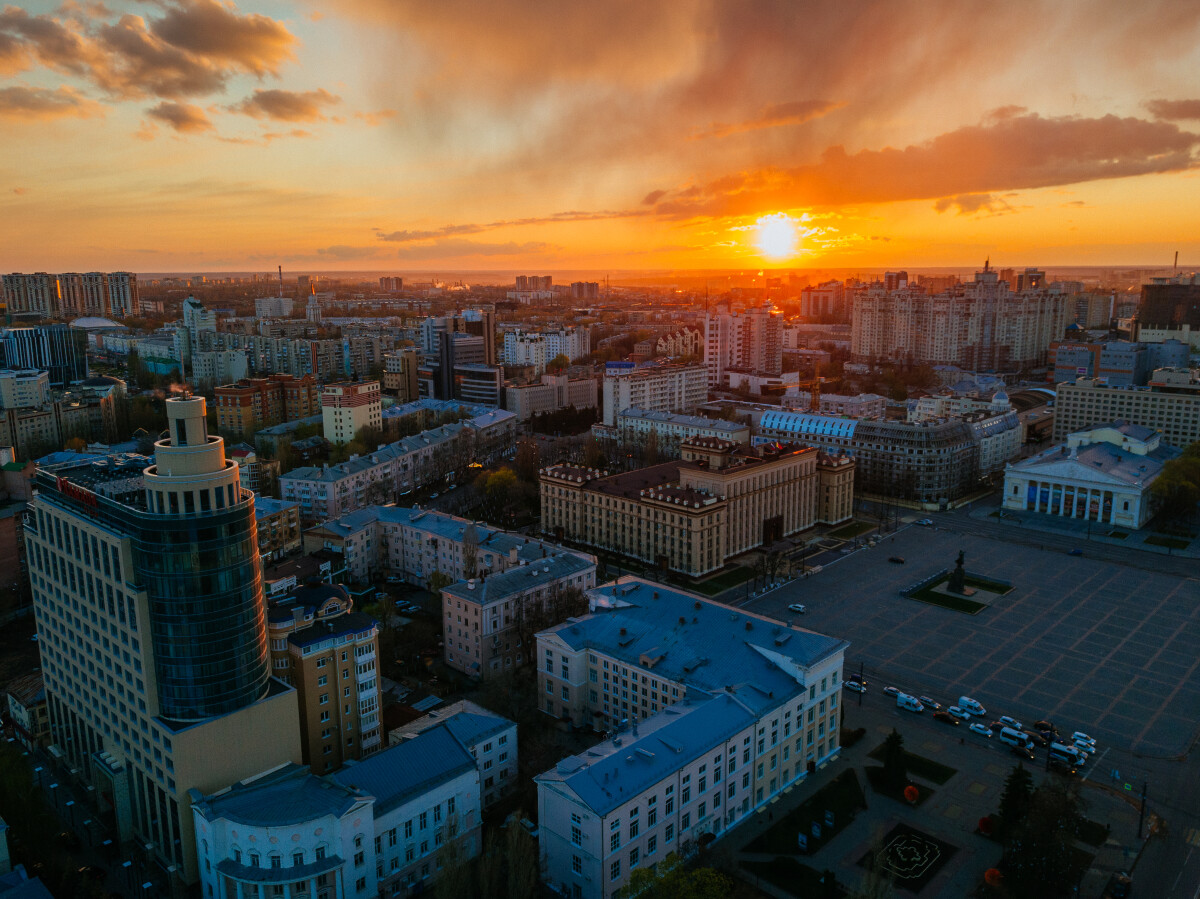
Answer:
[3,0,1200,273]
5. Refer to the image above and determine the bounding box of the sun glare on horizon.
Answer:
[755,213,799,260]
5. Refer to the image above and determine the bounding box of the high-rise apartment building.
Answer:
[0,325,88,386]
[851,262,1073,370]
[26,397,301,885]
[2,272,138,318]
[570,281,599,299]
[383,347,420,401]
[798,280,848,321]
[379,276,404,292]
[601,363,708,427]
[267,581,382,774]
[321,381,382,444]
[703,303,783,387]
[214,374,318,435]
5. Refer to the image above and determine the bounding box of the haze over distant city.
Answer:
[4,0,1200,271]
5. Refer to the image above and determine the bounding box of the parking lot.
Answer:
[745,526,1200,757]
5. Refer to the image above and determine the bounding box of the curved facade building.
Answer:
[140,397,270,720]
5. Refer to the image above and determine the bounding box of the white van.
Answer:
[1049,742,1083,765]
[958,696,987,717]
[896,693,924,712]
[998,727,1032,749]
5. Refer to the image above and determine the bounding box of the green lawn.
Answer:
[741,856,846,898]
[1147,535,1190,550]
[828,520,876,539]
[867,744,958,785]
[744,769,866,855]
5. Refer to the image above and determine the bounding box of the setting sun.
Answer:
[755,213,799,259]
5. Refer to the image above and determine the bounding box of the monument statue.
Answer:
[947,549,966,594]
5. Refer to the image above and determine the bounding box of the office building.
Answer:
[452,363,504,407]
[388,700,517,808]
[601,363,708,427]
[1050,339,1189,386]
[851,262,1073,370]
[1136,272,1200,330]
[1003,421,1179,529]
[703,303,783,387]
[505,373,598,422]
[615,408,749,456]
[535,578,847,899]
[755,410,980,503]
[383,348,421,402]
[267,581,382,773]
[214,374,319,435]
[1053,370,1200,448]
[541,438,854,576]
[27,397,302,884]
[254,296,294,318]
[322,381,382,444]
[0,326,88,386]
[192,726,481,899]
[441,551,597,679]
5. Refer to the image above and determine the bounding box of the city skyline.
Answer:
[3,0,1200,271]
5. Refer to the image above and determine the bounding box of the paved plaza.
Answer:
[744,526,1200,757]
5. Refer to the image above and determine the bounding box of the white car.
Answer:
[1072,731,1096,747]
[948,705,972,720]
[969,722,991,736]
[883,686,900,697]
[787,603,807,614]
[918,695,941,710]
[843,681,866,693]
[999,716,1023,730]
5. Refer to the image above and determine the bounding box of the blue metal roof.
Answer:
[543,578,847,716]
[758,411,859,439]
[536,695,755,816]
[192,764,364,828]
[331,725,476,817]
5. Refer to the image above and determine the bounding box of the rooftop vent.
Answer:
[745,621,753,631]
[678,617,686,625]
[694,601,701,610]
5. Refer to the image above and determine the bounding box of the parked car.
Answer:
[1024,731,1049,748]
[917,695,941,710]
[787,603,807,614]
[1048,757,1078,776]
[1010,746,1036,761]
[932,711,959,726]
[999,715,1023,730]
[843,680,866,694]
[968,722,991,736]
[916,518,933,526]
[948,706,972,721]
[883,686,900,697]
[896,693,924,713]
[958,696,987,717]
[1072,731,1097,748]
[1033,719,1057,734]
[386,575,402,584]
[888,556,906,564]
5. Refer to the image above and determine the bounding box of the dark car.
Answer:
[1010,746,1036,761]
[1068,548,1083,556]
[888,556,905,564]
[1023,731,1048,748]
[932,711,959,726]
[989,721,1005,734]
[1033,719,1056,733]
[1048,758,1077,776]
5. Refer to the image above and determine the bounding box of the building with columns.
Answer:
[1001,421,1179,529]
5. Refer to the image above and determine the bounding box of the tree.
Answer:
[546,353,570,374]
[582,435,606,469]
[880,729,907,790]
[513,440,541,483]
[1150,443,1200,522]
[643,428,660,465]
[997,763,1035,840]
[504,819,539,899]
[617,858,734,899]
[1001,781,1085,898]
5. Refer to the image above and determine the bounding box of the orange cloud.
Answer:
[377,210,646,243]
[148,0,295,76]
[231,88,340,122]
[1146,99,1200,121]
[0,85,102,120]
[355,109,398,126]
[393,239,553,260]
[693,99,842,140]
[647,112,1199,217]
[146,101,214,133]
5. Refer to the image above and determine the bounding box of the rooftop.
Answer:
[288,609,376,650]
[255,496,298,517]
[542,577,848,716]
[389,699,514,748]
[536,694,755,816]
[331,725,476,817]
[442,551,595,609]
[191,763,365,828]
[617,408,748,432]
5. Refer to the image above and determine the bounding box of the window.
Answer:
[665,824,674,843]
[610,832,620,853]
[647,835,656,856]
[610,861,620,881]
[629,847,639,868]
[572,855,582,875]
[629,820,638,839]
[571,825,582,846]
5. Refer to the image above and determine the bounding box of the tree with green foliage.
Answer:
[505,820,540,899]
[617,856,733,899]
[1150,442,1200,522]
[880,729,908,790]
[1001,781,1085,898]
[582,435,606,469]
[513,440,541,483]
[997,763,1035,840]
[546,353,570,374]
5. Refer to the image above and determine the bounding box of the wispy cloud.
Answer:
[231,89,341,122]
[146,100,213,133]
[0,84,102,120]
[1146,99,1200,121]
[394,239,553,260]
[692,99,842,140]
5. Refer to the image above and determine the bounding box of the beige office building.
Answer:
[541,437,854,576]
[1054,371,1200,448]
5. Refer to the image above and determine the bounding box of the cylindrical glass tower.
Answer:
[139,397,270,721]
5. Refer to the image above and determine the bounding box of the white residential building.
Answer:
[535,578,847,899]
[192,725,482,899]
[503,328,592,373]
[322,381,382,445]
[505,373,598,421]
[615,408,750,456]
[703,304,783,387]
[389,700,518,808]
[601,364,708,427]
[782,391,887,418]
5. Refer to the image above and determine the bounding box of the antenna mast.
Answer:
[278,265,283,297]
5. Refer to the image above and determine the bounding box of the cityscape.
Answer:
[2,3,1200,899]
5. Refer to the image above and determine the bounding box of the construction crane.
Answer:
[793,361,822,412]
